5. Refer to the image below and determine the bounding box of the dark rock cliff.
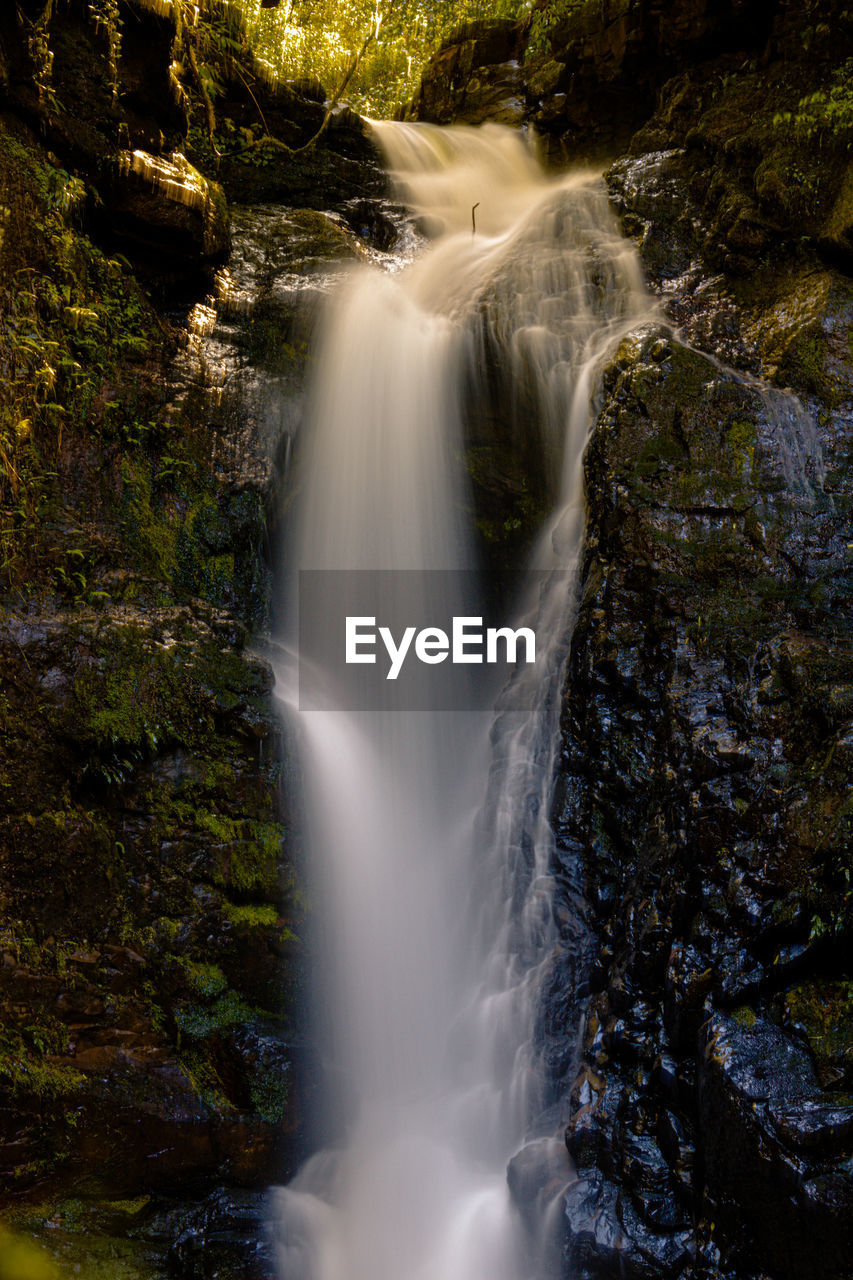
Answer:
[559,325,851,1279]
[412,1,853,1276]
[486,3,853,1279]
[0,1,387,1266]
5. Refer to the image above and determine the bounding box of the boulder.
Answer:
[97,150,230,267]
[699,1014,853,1280]
[410,19,525,126]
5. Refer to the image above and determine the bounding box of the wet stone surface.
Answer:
[558,312,853,1277]
[169,1189,277,1280]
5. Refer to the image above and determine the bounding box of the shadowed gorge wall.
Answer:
[0,0,388,1230]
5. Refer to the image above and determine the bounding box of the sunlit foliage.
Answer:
[230,0,527,117]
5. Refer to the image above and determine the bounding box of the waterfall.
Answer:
[273,121,653,1280]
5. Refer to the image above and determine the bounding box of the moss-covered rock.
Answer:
[0,596,305,1193]
[783,980,853,1089]
[0,0,328,1210]
[97,150,230,268]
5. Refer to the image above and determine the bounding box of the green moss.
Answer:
[67,620,259,775]
[785,328,840,405]
[0,119,164,594]
[727,418,756,452]
[724,417,757,478]
[207,819,282,895]
[120,460,181,582]
[182,961,227,999]
[176,1047,232,1113]
[223,902,282,929]
[249,1071,290,1126]
[0,1053,85,1101]
[195,808,239,843]
[175,989,257,1041]
[784,980,853,1087]
[772,58,853,148]
[732,1006,757,1030]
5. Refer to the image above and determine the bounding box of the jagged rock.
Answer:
[169,1189,277,1279]
[96,150,230,268]
[699,1014,853,1280]
[565,1173,637,1276]
[411,19,525,126]
[565,1171,694,1279]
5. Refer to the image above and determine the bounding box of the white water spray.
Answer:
[273,121,653,1280]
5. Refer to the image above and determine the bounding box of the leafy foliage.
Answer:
[772,58,853,148]
[524,0,580,60]
[231,0,527,117]
[0,128,161,594]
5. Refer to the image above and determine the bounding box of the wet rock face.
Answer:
[552,20,853,1269]
[0,601,305,1194]
[558,320,853,1277]
[409,19,525,127]
[412,1,780,156]
[0,126,357,1203]
[700,1014,853,1280]
[169,1189,277,1279]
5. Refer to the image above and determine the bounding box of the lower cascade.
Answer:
[273,121,654,1280]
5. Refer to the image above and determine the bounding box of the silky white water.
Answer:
[273,121,653,1280]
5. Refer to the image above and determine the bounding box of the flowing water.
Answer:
[273,121,653,1280]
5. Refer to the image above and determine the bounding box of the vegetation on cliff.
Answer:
[234,0,525,115]
[0,0,316,1220]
